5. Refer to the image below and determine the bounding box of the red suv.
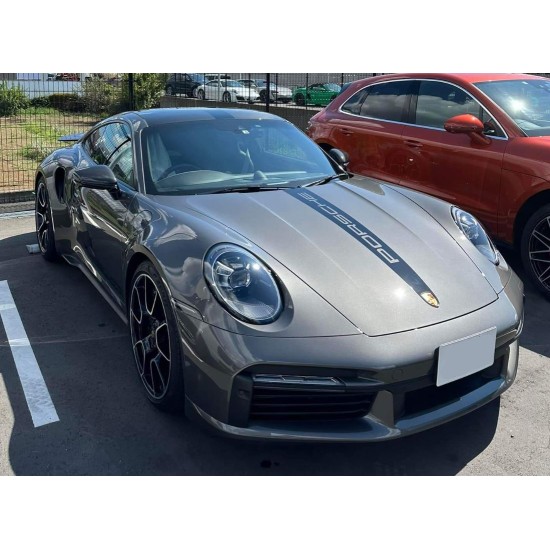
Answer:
[308,73,550,297]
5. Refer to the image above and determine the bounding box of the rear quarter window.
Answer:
[358,81,413,122]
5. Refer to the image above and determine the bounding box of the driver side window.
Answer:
[414,81,505,137]
[107,141,134,187]
[84,122,135,188]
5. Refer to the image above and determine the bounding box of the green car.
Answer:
[293,82,342,106]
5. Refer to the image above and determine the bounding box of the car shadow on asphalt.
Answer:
[0,232,542,475]
[500,248,550,359]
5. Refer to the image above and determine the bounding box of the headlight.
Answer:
[204,244,283,324]
[451,207,499,264]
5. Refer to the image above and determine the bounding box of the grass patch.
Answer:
[25,106,58,116]
[23,120,67,143]
[22,143,51,162]
[0,107,98,193]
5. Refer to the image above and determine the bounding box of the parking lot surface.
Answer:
[0,214,549,475]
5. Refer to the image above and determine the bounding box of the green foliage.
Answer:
[22,142,51,162]
[122,73,167,110]
[80,77,123,116]
[47,93,86,112]
[29,94,85,113]
[0,83,29,116]
[29,96,51,108]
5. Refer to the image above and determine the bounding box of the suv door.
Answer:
[400,79,508,235]
[170,73,184,94]
[335,80,413,184]
[181,74,194,96]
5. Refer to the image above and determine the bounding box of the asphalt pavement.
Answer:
[0,214,549,475]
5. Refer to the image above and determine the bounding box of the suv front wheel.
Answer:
[521,203,550,299]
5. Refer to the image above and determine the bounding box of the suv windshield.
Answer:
[189,73,205,83]
[142,119,336,195]
[475,79,550,136]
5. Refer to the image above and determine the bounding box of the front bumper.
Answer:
[271,93,292,101]
[236,95,260,102]
[177,271,524,442]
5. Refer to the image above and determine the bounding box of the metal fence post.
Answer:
[265,73,271,112]
[128,73,135,110]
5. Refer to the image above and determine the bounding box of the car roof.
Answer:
[361,72,546,85]
[123,107,284,126]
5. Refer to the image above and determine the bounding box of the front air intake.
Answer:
[250,375,375,421]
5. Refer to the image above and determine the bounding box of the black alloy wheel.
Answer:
[129,262,185,410]
[222,91,231,103]
[197,89,205,100]
[521,204,550,299]
[35,179,58,261]
[295,93,305,106]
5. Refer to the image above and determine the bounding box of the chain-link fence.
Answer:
[3,72,548,206]
[0,73,129,204]
[0,72,379,205]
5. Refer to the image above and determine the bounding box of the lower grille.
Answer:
[401,359,503,418]
[250,382,375,421]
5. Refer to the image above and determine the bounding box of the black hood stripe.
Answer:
[285,188,435,299]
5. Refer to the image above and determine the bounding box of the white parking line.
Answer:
[0,210,34,220]
[0,280,59,428]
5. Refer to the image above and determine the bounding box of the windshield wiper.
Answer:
[207,186,289,195]
[301,173,349,187]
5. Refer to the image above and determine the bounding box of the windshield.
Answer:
[218,80,242,87]
[189,74,205,83]
[475,79,550,136]
[324,83,341,92]
[141,119,336,195]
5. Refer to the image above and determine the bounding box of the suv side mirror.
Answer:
[73,165,118,191]
[444,114,491,145]
[328,148,350,171]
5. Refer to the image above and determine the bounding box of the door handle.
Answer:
[404,139,422,148]
[339,128,354,136]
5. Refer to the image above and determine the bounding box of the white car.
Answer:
[240,79,293,103]
[196,79,260,103]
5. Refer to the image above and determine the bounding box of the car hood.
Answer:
[153,178,498,336]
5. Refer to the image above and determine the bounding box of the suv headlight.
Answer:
[452,207,499,264]
[204,244,283,324]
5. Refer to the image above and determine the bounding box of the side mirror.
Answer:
[328,148,350,171]
[73,165,118,191]
[444,114,491,145]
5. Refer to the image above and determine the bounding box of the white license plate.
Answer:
[436,327,497,387]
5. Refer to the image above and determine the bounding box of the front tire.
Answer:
[129,261,185,411]
[295,94,305,106]
[520,204,550,299]
[222,91,231,103]
[197,89,205,100]
[35,178,58,261]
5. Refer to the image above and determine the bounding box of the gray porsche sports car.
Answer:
[35,108,524,441]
